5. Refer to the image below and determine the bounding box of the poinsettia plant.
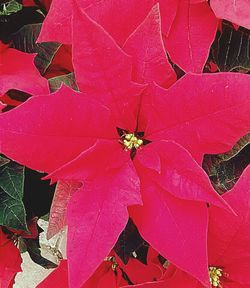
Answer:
[0,0,250,287]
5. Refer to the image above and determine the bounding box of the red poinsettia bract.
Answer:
[38,248,164,287]
[0,43,49,97]
[23,0,52,11]
[0,6,249,288]
[0,228,22,288]
[210,0,250,30]
[38,0,218,73]
[163,165,250,288]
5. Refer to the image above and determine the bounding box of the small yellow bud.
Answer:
[209,266,223,287]
[125,134,133,141]
[122,133,143,150]
[137,139,143,145]
[104,256,118,271]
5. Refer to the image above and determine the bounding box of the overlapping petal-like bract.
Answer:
[38,249,164,288]
[38,0,218,73]
[1,4,250,288]
[123,4,176,87]
[0,43,49,97]
[142,73,250,164]
[164,165,250,287]
[0,228,22,288]
[37,0,158,45]
[211,0,250,30]
[164,0,218,72]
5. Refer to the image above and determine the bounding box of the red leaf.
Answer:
[123,4,176,88]
[137,141,232,209]
[136,145,161,173]
[0,229,22,288]
[158,0,179,37]
[208,165,250,285]
[47,180,82,239]
[132,188,208,283]
[190,0,207,2]
[1,5,245,288]
[165,1,218,72]
[0,44,49,96]
[37,0,181,46]
[121,283,166,288]
[37,260,69,288]
[164,266,203,288]
[44,45,73,79]
[84,0,157,46]
[37,0,72,44]
[131,140,231,286]
[9,217,39,239]
[83,258,121,288]
[211,0,250,30]
[71,8,144,131]
[0,101,6,112]
[66,162,141,287]
[118,258,163,285]
[37,0,218,75]
[0,85,116,173]
[45,140,130,182]
[37,255,126,288]
[165,166,250,287]
[144,73,250,164]
[37,0,158,45]
[0,94,23,108]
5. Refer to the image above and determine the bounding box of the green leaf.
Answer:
[49,73,79,92]
[0,156,10,168]
[203,134,250,194]
[0,161,27,231]
[215,133,250,162]
[10,23,60,75]
[212,21,250,72]
[0,0,22,16]
[18,237,28,253]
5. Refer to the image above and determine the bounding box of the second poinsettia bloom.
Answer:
[163,165,250,288]
[0,5,250,288]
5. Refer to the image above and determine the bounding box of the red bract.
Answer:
[8,218,39,239]
[122,282,166,288]
[38,249,163,287]
[0,228,22,288]
[38,257,129,288]
[122,4,176,88]
[164,0,218,72]
[0,5,248,288]
[37,0,173,45]
[37,260,68,288]
[164,165,250,288]
[116,247,164,285]
[44,45,73,79]
[0,43,49,97]
[142,72,250,165]
[38,0,217,73]
[210,0,250,30]
[23,0,52,10]
[0,101,6,112]
[72,3,176,91]
[22,0,36,6]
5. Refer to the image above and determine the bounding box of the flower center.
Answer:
[209,266,223,287]
[122,133,143,150]
[104,256,118,271]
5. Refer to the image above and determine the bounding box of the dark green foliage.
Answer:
[0,158,27,230]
